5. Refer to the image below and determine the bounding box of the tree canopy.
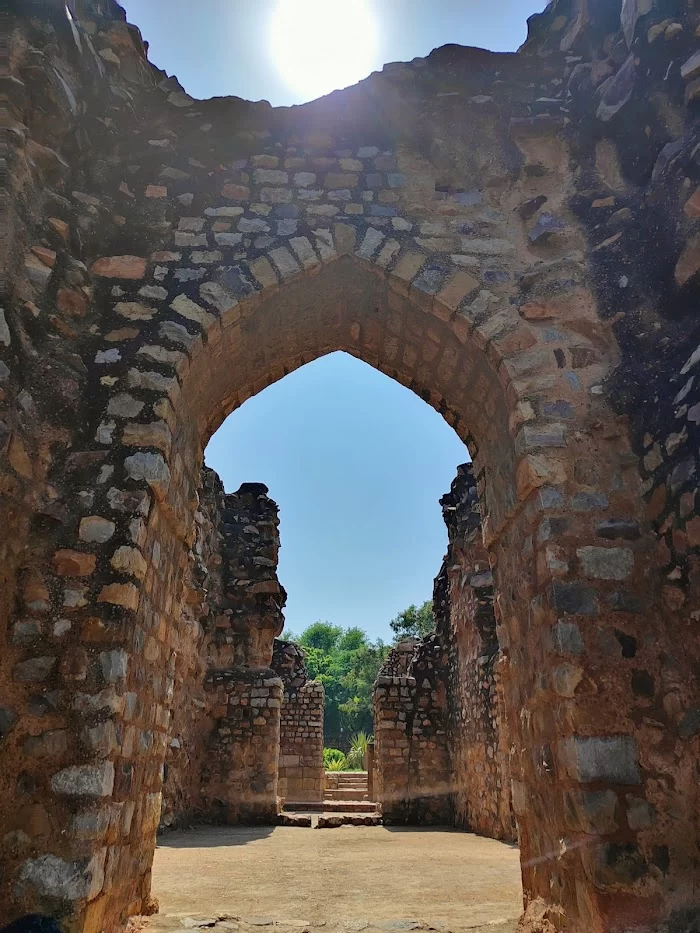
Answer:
[389,600,435,641]
[281,622,389,748]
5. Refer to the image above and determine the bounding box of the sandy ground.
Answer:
[145,825,522,933]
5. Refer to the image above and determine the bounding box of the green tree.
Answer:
[299,621,343,653]
[282,622,389,748]
[390,600,435,641]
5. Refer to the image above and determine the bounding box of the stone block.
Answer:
[51,761,115,797]
[14,657,56,683]
[53,549,97,577]
[91,256,146,279]
[561,736,641,785]
[19,853,103,901]
[97,582,140,611]
[79,516,116,544]
[124,452,171,500]
[577,546,634,580]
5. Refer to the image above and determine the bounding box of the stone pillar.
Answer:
[273,638,324,804]
[373,670,414,822]
[204,483,286,670]
[373,637,452,825]
[200,668,282,824]
[366,742,375,800]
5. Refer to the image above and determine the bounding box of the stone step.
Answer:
[317,813,382,828]
[324,790,370,801]
[284,800,377,813]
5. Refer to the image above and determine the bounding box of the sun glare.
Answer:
[269,0,380,103]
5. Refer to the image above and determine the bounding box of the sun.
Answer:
[269,0,380,103]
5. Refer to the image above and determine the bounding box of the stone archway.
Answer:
[4,2,700,932]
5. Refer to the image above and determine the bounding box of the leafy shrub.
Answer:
[323,747,347,770]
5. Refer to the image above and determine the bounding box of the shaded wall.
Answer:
[438,465,515,841]
[200,668,282,824]
[160,473,286,828]
[374,637,452,825]
[374,466,513,836]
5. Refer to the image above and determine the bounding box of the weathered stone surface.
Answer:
[79,516,116,544]
[51,762,115,796]
[124,452,171,498]
[53,549,97,577]
[19,854,103,901]
[97,582,140,610]
[561,736,641,784]
[90,256,147,279]
[577,546,634,580]
[14,657,56,683]
[100,649,129,682]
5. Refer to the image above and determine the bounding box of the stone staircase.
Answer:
[324,771,369,802]
[282,771,377,815]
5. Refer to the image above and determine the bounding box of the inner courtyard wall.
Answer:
[373,636,453,825]
[373,464,515,838]
[3,1,700,931]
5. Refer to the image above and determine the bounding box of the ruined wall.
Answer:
[199,668,282,825]
[437,464,515,842]
[4,0,700,930]
[160,468,223,829]
[374,465,513,836]
[373,637,452,825]
[203,483,286,670]
[160,475,286,828]
[272,640,324,804]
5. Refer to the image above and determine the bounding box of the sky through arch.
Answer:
[206,353,469,641]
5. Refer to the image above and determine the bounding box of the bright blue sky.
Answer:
[123,1,542,641]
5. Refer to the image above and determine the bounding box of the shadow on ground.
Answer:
[157,826,275,849]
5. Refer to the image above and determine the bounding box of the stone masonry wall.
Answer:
[199,668,282,824]
[159,477,287,829]
[160,468,223,829]
[373,637,452,825]
[437,464,516,842]
[204,483,286,671]
[272,639,324,804]
[374,465,513,836]
[4,0,700,930]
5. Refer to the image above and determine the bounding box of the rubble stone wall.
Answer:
[374,465,514,837]
[272,640,324,804]
[199,668,282,825]
[159,476,286,829]
[438,465,516,842]
[160,468,223,829]
[373,636,452,825]
[4,1,700,931]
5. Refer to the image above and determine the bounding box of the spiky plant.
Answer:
[326,755,347,772]
[345,731,373,770]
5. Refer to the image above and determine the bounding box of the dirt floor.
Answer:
[144,825,522,933]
